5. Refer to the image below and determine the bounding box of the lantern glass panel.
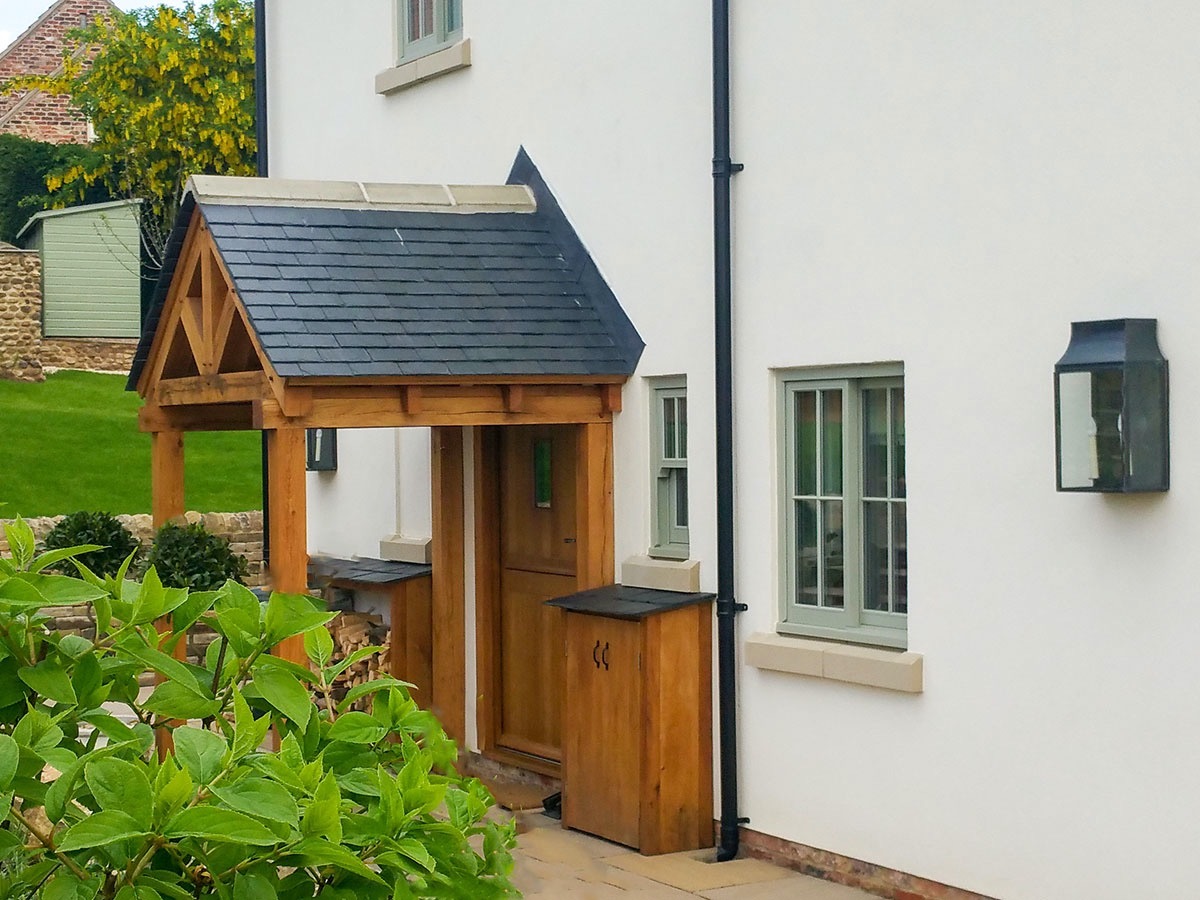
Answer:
[1058,369,1125,490]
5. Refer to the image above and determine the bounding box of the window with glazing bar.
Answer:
[397,0,462,64]
[781,367,906,647]
[650,379,688,559]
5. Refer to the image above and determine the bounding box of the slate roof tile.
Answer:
[128,161,643,386]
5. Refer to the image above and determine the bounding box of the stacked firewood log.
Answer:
[328,612,390,706]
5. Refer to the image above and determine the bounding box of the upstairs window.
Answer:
[650,378,689,560]
[780,365,906,648]
[398,0,463,64]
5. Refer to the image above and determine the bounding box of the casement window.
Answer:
[650,378,689,560]
[377,0,469,94]
[397,0,462,64]
[780,365,906,648]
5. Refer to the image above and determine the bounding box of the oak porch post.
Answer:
[150,430,186,755]
[431,426,466,745]
[151,430,185,527]
[576,421,615,590]
[266,427,308,664]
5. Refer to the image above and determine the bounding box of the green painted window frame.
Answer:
[778,364,907,649]
[396,0,463,65]
[649,377,689,560]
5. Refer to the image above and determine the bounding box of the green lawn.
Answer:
[0,371,262,517]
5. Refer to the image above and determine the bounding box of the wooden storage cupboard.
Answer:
[309,557,434,701]
[550,586,715,855]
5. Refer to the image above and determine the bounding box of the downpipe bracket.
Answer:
[712,158,746,178]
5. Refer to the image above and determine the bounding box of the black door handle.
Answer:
[592,640,600,668]
[601,642,610,670]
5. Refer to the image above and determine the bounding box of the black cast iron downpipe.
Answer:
[255,0,271,567]
[713,0,746,865]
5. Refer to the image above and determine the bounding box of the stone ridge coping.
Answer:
[745,631,923,693]
[185,171,535,215]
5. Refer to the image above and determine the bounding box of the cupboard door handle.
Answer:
[602,642,610,670]
[592,640,601,668]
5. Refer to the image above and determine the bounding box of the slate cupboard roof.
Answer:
[128,154,644,386]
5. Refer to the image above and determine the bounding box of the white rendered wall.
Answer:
[267,0,718,582]
[732,4,1200,899]
[306,428,399,558]
[269,3,1200,897]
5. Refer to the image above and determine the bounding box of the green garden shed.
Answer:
[17,199,142,338]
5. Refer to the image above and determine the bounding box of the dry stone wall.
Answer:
[40,337,137,373]
[0,248,44,380]
[0,511,264,666]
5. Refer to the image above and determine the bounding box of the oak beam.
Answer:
[431,426,466,745]
[503,385,525,413]
[198,250,214,373]
[210,288,237,370]
[576,421,615,590]
[253,386,613,430]
[138,209,205,394]
[600,383,623,414]
[139,403,257,433]
[401,385,423,415]
[279,385,314,419]
[266,428,308,666]
[294,374,627,388]
[152,371,270,406]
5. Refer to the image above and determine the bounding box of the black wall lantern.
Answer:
[1054,319,1168,493]
[306,428,338,472]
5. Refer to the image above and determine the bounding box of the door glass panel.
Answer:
[795,499,818,606]
[862,500,889,611]
[794,391,817,496]
[822,390,843,495]
[533,440,552,508]
[862,388,888,498]
[821,499,844,609]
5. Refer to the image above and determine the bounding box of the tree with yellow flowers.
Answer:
[3,0,255,269]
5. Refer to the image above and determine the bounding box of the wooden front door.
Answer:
[496,425,578,763]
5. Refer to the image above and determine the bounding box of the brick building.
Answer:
[0,0,117,144]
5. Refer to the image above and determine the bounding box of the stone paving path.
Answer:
[510,810,875,899]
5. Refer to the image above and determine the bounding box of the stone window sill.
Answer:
[745,632,923,693]
[375,39,471,95]
[620,554,700,594]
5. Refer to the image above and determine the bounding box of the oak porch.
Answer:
[134,214,621,743]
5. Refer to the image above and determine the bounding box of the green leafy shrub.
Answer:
[43,511,141,579]
[0,518,517,898]
[0,133,112,244]
[146,520,249,591]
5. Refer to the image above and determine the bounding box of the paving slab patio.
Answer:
[510,810,877,899]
